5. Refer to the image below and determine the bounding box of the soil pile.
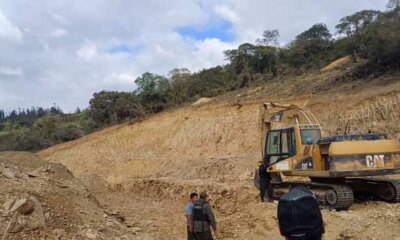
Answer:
[0,152,139,240]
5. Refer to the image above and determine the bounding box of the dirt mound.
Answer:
[0,152,137,240]
[192,97,212,106]
[321,56,352,72]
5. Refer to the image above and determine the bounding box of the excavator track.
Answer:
[272,181,354,210]
[389,180,400,202]
[346,178,400,202]
[326,184,354,210]
[255,174,400,210]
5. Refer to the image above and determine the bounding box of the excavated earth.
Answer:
[0,152,137,240]
[2,70,400,239]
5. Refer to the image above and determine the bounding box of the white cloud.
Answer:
[193,38,233,68]
[214,4,240,23]
[0,65,22,76]
[49,28,68,38]
[76,41,98,61]
[0,0,388,112]
[49,12,71,25]
[0,88,25,106]
[0,9,22,42]
[219,0,388,44]
[115,73,136,84]
[102,72,137,87]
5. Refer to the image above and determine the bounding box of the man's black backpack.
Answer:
[192,201,209,222]
[277,185,324,240]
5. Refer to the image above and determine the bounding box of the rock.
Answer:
[20,200,35,215]
[44,166,55,173]
[85,232,97,239]
[131,227,141,233]
[106,221,113,227]
[3,198,16,211]
[26,171,39,178]
[239,170,252,180]
[2,168,16,179]
[57,183,69,188]
[29,197,46,229]
[52,229,66,239]
[85,229,98,239]
[10,224,24,233]
[10,199,30,213]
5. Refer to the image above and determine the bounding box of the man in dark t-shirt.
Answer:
[259,163,273,202]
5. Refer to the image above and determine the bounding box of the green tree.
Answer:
[387,0,400,10]
[256,29,280,47]
[285,23,333,69]
[89,91,144,126]
[224,43,278,77]
[361,8,400,67]
[296,23,332,42]
[134,72,170,113]
[114,93,145,120]
[224,43,257,74]
[134,72,169,94]
[168,68,193,104]
[335,10,380,61]
[34,114,60,137]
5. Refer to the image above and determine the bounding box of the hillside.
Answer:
[36,70,400,239]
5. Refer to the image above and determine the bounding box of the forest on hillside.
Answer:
[1,1,400,151]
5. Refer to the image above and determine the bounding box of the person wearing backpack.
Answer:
[185,192,198,240]
[277,185,324,240]
[192,192,217,240]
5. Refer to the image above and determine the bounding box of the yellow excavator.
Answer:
[255,102,400,210]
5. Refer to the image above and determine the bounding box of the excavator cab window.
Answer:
[265,128,296,166]
[300,129,321,145]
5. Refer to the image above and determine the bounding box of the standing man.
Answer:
[192,192,217,240]
[259,163,273,202]
[185,192,198,240]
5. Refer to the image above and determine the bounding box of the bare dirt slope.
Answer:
[0,152,141,240]
[38,71,400,239]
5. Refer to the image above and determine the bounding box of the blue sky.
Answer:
[110,44,132,54]
[177,20,234,42]
[0,0,388,112]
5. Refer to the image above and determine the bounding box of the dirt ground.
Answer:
[2,153,400,240]
[3,70,400,239]
[0,152,144,239]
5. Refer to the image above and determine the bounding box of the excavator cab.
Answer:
[264,127,297,166]
[256,102,400,210]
